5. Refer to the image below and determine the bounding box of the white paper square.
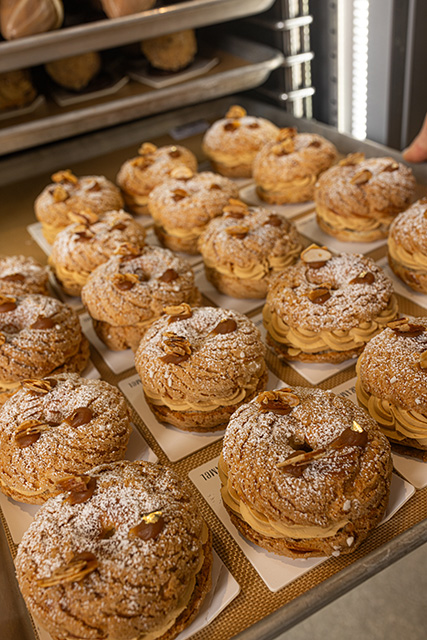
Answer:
[35,549,239,640]
[145,228,203,267]
[251,312,356,385]
[189,457,413,592]
[377,256,427,310]
[239,184,316,219]
[333,377,427,489]
[80,312,135,375]
[119,370,281,462]
[0,424,156,545]
[128,56,219,89]
[193,262,265,314]
[296,212,387,254]
[27,222,52,257]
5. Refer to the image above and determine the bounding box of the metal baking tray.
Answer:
[0,0,275,74]
[1,97,427,640]
[0,35,283,156]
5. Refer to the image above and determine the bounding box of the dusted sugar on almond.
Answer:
[15,460,212,640]
[134,306,267,431]
[198,203,304,298]
[220,386,392,558]
[388,197,427,293]
[252,127,338,204]
[34,170,124,244]
[0,255,50,296]
[81,246,201,351]
[0,373,131,503]
[314,154,416,242]
[356,316,427,457]
[263,249,398,363]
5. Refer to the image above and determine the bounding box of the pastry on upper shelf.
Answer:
[0,69,37,111]
[356,316,427,459]
[0,0,63,40]
[148,167,239,254]
[252,127,338,203]
[100,0,156,18]
[81,246,201,351]
[202,105,279,178]
[220,386,392,558]
[0,373,131,504]
[197,199,304,298]
[263,247,398,363]
[49,209,146,297]
[134,305,267,432]
[141,29,197,72]
[116,142,198,215]
[0,255,50,297]
[314,153,416,242]
[387,197,427,293]
[0,294,90,400]
[35,169,124,244]
[45,52,102,91]
[15,459,212,640]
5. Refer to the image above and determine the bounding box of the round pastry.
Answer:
[148,168,239,254]
[81,246,201,351]
[387,197,427,293]
[202,105,279,178]
[134,305,267,431]
[356,316,427,458]
[141,29,197,72]
[0,294,90,398]
[198,199,304,298]
[0,69,37,111]
[15,459,212,640]
[45,52,102,90]
[252,127,338,204]
[49,209,146,297]
[0,255,50,297]
[116,142,198,215]
[0,0,63,40]
[314,153,416,242]
[220,386,392,558]
[35,169,124,244]
[0,373,131,504]
[263,246,398,363]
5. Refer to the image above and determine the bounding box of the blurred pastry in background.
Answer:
[0,0,63,40]
[100,0,156,18]
[0,69,37,111]
[45,52,102,91]
[141,29,198,72]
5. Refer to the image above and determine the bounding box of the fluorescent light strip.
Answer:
[351,0,369,139]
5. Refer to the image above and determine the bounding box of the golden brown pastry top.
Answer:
[252,127,338,184]
[116,143,198,198]
[357,316,427,415]
[0,69,37,110]
[15,459,208,639]
[0,255,50,296]
[141,29,197,71]
[388,197,427,255]
[265,249,395,332]
[314,153,416,218]
[222,386,391,529]
[148,171,239,230]
[34,171,124,228]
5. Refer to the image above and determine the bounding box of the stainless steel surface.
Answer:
[0,0,276,73]
[0,36,284,156]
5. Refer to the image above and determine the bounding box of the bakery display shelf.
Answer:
[0,36,284,156]
[0,0,276,74]
[1,96,427,640]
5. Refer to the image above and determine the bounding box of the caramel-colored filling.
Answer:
[203,246,302,282]
[49,260,89,289]
[258,174,316,195]
[0,476,47,498]
[208,150,257,167]
[219,455,348,539]
[154,222,206,241]
[317,203,394,232]
[355,369,427,446]
[388,235,427,272]
[263,295,398,356]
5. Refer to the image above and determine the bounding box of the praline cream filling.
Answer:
[263,295,398,356]
[258,175,316,193]
[388,235,427,272]
[49,260,89,288]
[154,223,206,241]
[218,455,349,539]
[355,370,427,446]
[317,204,393,232]
[203,246,302,281]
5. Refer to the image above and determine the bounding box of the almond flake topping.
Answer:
[170,166,193,180]
[138,142,157,155]
[168,146,181,158]
[57,475,97,505]
[351,169,372,185]
[277,127,297,142]
[300,244,332,267]
[349,270,375,285]
[226,105,247,119]
[21,378,58,394]
[112,272,139,291]
[172,188,189,202]
[164,303,193,323]
[52,185,69,202]
[339,152,365,167]
[382,161,399,172]
[225,224,249,239]
[308,287,331,304]
[223,199,248,218]
[113,242,141,257]
[52,170,78,184]
[67,209,99,225]
[0,295,17,312]
[223,121,240,132]
[387,317,425,337]
[258,389,300,415]
[161,333,192,364]
[15,419,52,448]
[37,552,98,588]
[212,318,237,335]
[129,510,165,540]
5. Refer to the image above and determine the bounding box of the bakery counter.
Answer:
[0,0,276,73]
[1,96,427,640]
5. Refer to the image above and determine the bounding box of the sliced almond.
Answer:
[1,273,25,283]
[277,447,327,469]
[258,389,300,415]
[272,139,295,156]
[300,244,332,267]
[52,185,69,203]
[382,161,399,172]
[419,351,427,368]
[223,199,248,218]
[37,552,98,588]
[387,317,425,337]
[170,166,193,180]
[159,268,179,283]
[168,146,181,158]
[129,511,164,540]
[86,179,102,192]
[308,287,331,304]
[164,303,192,323]
[223,121,240,132]
[131,156,152,170]
[21,378,58,394]
[277,127,297,142]
[15,420,51,448]
[67,209,99,225]
[113,242,141,257]
[172,187,189,202]
[351,169,372,185]
[57,475,97,505]
[225,105,246,119]
[225,225,249,239]
[52,169,78,184]
[0,295,17,313]
[162,333,192,357]
[339,152,365,167]
[349,270,375,285]
[112,272,139,291]
[212,318,237,335]
[65,407,93,428]
[138,142,157,155]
